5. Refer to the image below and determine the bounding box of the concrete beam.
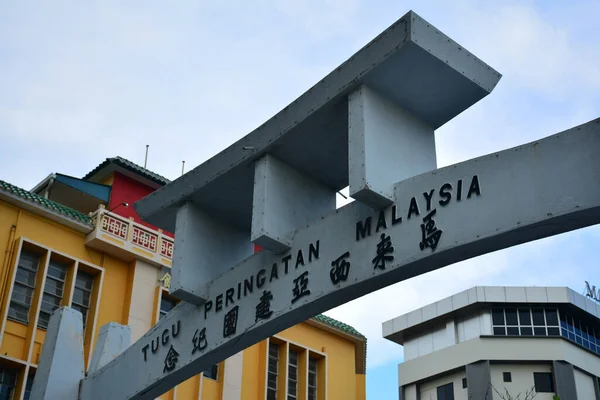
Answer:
[172,202,254,304]
[80,118,600,400]
[29,307,85,400]
[251,154,335,252]
[349,85,436,208]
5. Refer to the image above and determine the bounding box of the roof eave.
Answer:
[0,190,93,234]
[30,173,56,194]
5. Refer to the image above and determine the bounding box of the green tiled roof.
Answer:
[312,314,366,340]
[83,156,171,186]
[0,179,93,227]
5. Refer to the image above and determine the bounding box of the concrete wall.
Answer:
[419,370,467,400]
[490,363,554,400]
[403,311,491,362]
[399,336,600,387]
[574,368,597,399]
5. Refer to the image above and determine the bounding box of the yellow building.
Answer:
[0,157,366,400]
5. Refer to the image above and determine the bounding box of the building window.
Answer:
[8,251,41,324]
[159,295,176,319]
[38,260,68,329]
[533,372,554,393]
[308,358,318,400]
[267,343,278,400]
[503,372,512,382]
[203,364,218,380]
[436,382,454,400]
[71,270,94,330]
[0,367,17,400]
[24,373,35,400]
[461,378,467,388]
[288,350,298,400]
[492,307,560,337]
[560,310,600,354]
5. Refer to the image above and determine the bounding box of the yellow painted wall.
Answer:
[278,323,359,400]
[241,341,266,400]
[0,200,131,368]
[202,376,220,400]
[356,374,366,400]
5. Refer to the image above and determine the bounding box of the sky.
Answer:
[1,1,599,398]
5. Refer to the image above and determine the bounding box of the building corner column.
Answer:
[552,361,578,400]
[466,360,492,400]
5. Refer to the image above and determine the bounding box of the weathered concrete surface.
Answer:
[348,85,437,208]
[30,307,85,400]
[88,323,131,375]
[251,154,336,253]
[81,118,600,400]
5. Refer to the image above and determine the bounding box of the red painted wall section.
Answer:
[108,172,174,237]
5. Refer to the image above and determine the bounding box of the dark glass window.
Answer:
[308,358,318,400]
[493,327,506,336]
[267,343,278,400]
[72,270,94,331]
[492,309,505,325]
[503,372,512,382]
[505,308,518,325]
[38,260,68,329]
[436,382,454,400]
[533,372,554,392]
[288,350,298,399]
[521,327,533,336]
[547,327,560,336]
[507,327,519,336]
[203,364,218,380]
[0,367,17,400]
[493,306,560,339]
[532,309,545,326]
[8,251,40,324]
[519,309,532,325]
[159,295,177,319]
[24,373,35,400]
[543,309,556,326]
[534,327,547,336]
[462,378,467,388]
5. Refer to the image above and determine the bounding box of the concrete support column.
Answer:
[251,154,335,252]
[348,85,436,209]
[466,360,492,400]
[29,307,85,400]
[552,361,578,400]
[172,202,254,304]
[88,323,131,375]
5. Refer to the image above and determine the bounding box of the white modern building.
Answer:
[382,286,600,400]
